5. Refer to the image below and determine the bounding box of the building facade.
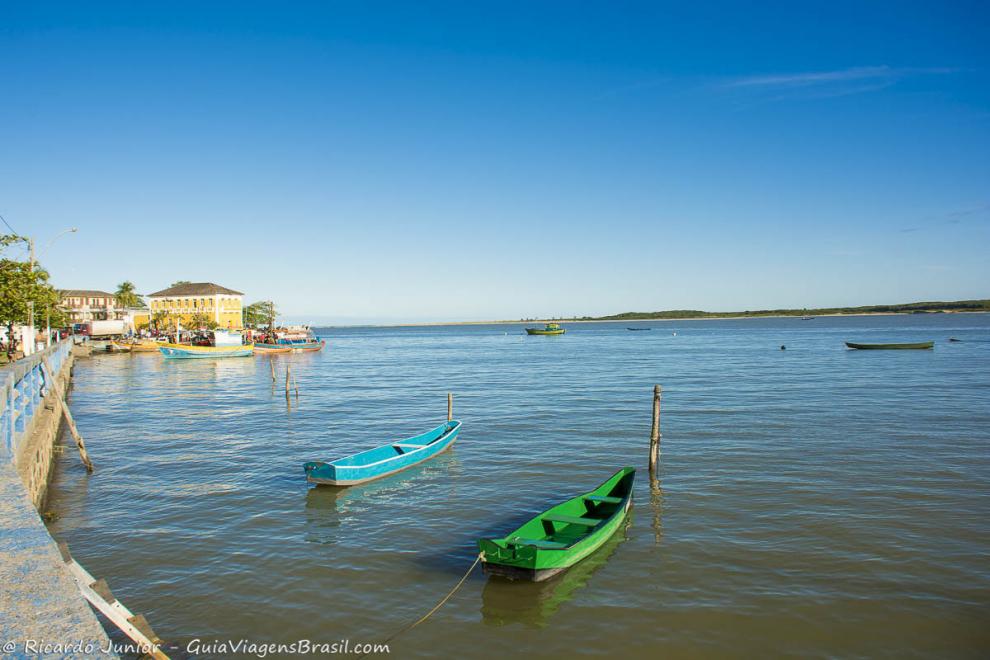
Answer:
[147,282,244,330]
[59,290,119,323]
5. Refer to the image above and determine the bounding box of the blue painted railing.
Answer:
[0,339,73,461]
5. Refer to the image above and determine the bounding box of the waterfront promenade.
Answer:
[0,340,110,657]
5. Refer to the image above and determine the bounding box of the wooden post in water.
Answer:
[447,392,453,421]
[270,359,275,382]
[649,385,661,479]
[285,363,291,397]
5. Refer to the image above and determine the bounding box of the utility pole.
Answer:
[26,300,35,356]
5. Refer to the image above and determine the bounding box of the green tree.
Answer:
[151,310,170,332]
[243,300,277,329]
[0,234,64,356]
[189,312,218,330]
[114,281,142,308]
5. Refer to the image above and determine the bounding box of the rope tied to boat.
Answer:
[358,552,484,659]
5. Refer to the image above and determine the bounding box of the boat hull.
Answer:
[845,341,934,350]
[526,329,566,335]
[159,343,255,358]
[253,343,293,354]
[291,340,325,352]
[479,467,635,582]
[304,420,460,486]
[129,341,162,353]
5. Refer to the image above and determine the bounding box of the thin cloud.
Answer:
[726,65,956,89]
[945,203,990,219]
[900,203,989,233]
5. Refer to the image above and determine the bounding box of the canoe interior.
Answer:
[332,421,455,466]
[845,341,934,350]
[479,467,635,580]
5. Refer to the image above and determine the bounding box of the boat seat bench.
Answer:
[392,442,426,454]
[506,537,568,549]
[584,495,622,504]
[542,514,601,527]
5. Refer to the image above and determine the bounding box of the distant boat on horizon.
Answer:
[627,327,651,331]
[526,323,566,336]
[845,341,934,350]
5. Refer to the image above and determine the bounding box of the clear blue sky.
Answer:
[3,2,988,323]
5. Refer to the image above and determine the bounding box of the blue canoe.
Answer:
[303,420,461,486]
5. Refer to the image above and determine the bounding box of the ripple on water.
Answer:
[45,315,990,657]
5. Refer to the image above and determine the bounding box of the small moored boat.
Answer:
[253,342,293,354]
[276,326,326,352]
[845,341,934,350]
[526,323,566,336]
[478,467,635,582]
[160,330,254,358]
[304,420,461,486]
[626,327,651,331]
[129,339,162,352]
[159,343,255,358]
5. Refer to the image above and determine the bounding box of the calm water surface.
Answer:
[47,315,990,658]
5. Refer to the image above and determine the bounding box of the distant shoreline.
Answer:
[316,309,988,330]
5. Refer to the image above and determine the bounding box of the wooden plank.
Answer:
[90,578,117,604]
[59,543,169,659]
[40,357,94,472]
[542,514,600,527]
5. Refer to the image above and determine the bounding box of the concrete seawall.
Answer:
[0,340,111,657]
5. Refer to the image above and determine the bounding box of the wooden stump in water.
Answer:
[649,385,661,479]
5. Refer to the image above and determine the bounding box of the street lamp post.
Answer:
[30,227,78,267]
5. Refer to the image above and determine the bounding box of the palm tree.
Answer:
[151,310,169,332]
[114,281,142,308]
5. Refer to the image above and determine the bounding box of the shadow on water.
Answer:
[302,453,462,544]
[479,514,633,628]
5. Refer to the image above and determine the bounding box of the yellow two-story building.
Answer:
[147,282,244,330]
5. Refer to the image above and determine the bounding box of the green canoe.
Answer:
[845,341,934,350]
[478,467,635,582]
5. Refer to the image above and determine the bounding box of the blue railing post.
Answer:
[1,339,73,458]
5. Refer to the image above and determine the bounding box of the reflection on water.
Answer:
[481,515,632,628]
[650,478,663,547]
[303,453,462,544]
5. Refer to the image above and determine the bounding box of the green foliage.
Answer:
[0,235,66,338]
[244,300,276,329]
[114,280,142,308]
[558,299,990,322]
[189,312,219,330]
[151,310,170,331]
[170,280,192,287]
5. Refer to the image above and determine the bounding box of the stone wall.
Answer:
[15,351,73,509]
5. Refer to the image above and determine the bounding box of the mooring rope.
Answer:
[358,552,484,658]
